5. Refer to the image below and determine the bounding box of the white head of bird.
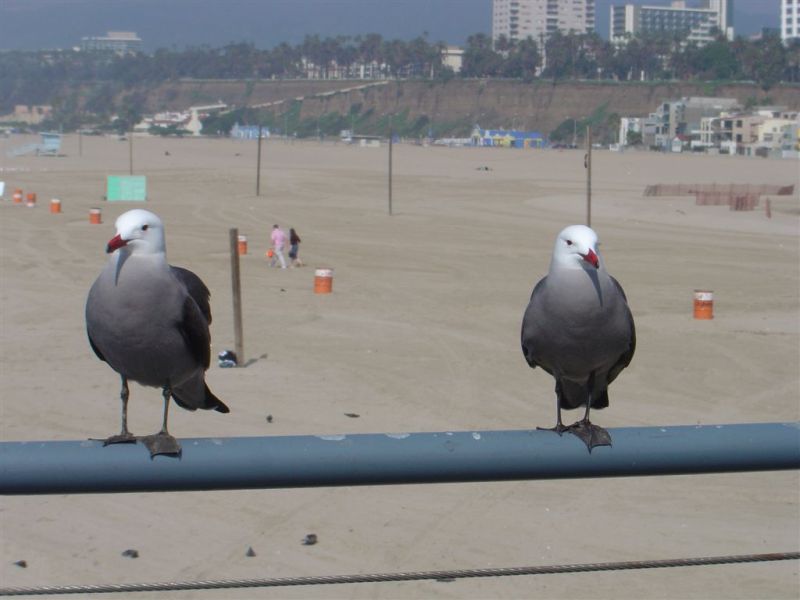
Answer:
[550,224,602,271]
[106,209,166,256]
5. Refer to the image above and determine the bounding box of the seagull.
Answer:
[521,225,635,451]
[86,209,229,457]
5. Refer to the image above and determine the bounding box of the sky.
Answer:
[0,0,781,52]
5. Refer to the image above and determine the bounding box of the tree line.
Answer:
[464,31,799,89]
[1,31,798,131]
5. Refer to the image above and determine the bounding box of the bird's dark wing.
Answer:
[607,276,636,385]
[87,331,106,362]
[170,266,212,324]
[171,266,212,369]
[521,277,551,373]
[177,295,211,369]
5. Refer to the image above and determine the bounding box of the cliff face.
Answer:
[147,79,800,135]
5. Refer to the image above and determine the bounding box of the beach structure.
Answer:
[230,124,270,140]
[471,126,545,148]
[644,181,795,212]
[697,109,799,157]
[618,97,740,149]
[6,132,62,157]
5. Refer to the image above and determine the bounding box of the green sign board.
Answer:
[107,176,147,202]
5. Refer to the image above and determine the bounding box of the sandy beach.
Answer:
[1,133,798,599]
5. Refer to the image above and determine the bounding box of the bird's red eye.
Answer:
[565,240,573,246]
[142,225,149,231]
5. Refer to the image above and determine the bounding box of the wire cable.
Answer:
[1,551,797,596]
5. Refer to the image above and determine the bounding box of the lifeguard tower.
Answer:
[7,132,62,157]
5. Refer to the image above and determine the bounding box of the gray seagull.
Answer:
[86,209,229,457]
[521,225,635,450]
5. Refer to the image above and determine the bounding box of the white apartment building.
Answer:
[492,0,596,46]
[610,0,733,45]
[80,31,142,54]
[782,0,800,44]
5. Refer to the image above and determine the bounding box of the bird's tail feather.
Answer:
[557,381,609,410]
[172,382,230,413]
[206,384,230,413]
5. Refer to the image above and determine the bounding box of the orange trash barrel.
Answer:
[693,290,713,320]
[314,268,333,294]
[25,192,36,207]
[89,208,102,225]
[12,189,23,204]
[237,234,248,255]
[50,198,61,213]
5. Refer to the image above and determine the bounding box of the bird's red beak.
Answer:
[582,248,599,269]
[106,234,127,254]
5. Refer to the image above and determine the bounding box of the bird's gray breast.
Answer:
[527,269,630,378]
[86,255,196,387]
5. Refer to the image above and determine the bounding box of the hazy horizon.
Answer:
[0,0,781,52]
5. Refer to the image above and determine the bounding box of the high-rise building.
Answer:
[782,0,800,44]
[610,0,733,46]
[80,31,142,55]
[492,0,596,46]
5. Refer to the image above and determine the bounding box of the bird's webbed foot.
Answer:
[139,432,182,458]
[97,432,137,446]
[537,422,570,436]
[568,420,612,452]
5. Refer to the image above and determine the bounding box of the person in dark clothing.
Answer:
[288,228,303,267]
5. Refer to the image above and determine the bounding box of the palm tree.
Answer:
[462,33,502,77]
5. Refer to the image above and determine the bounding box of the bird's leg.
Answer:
[568,377,612,451]
[103,377,137,445]
[159,386,171,434]
[537,382,569,435]
[140,386,182,458]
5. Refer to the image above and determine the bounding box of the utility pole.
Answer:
[256,123,263,196]
[229,228,244,366]
[585,126,592,228]
[388,115,393,216]
[572,118,577,148]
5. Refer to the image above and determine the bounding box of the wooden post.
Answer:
[229,228,245,366]
[388,116,393,216]
[78,129,82,157]
[256,124,263,197]
[128,131,133,175]
[765,198,772,219]
[586,125,592,228]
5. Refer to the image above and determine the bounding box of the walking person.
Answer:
[270,224,288,269]
[288,227,303,267]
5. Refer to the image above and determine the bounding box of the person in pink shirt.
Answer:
[270,224,288,269]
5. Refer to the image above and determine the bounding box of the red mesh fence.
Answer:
[645,184,795,197]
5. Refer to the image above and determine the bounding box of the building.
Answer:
[442,46,465,73]
[610,0,733,45]
[80,31,142,54]
[230,124,270,140]
[782,0,800,44]
[492,0,595,45]
[696,108,799,156]
[618,117,643,145]
[471,126,546,148]
[633,96,739,148]
[0,105,52,125]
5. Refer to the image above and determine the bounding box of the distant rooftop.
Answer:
[80,31,142,55]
